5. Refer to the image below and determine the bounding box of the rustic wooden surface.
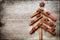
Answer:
[0,1,60,40]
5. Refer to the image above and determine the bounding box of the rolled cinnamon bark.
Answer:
[30,8,44,18]
[29,22,56,36]
[47,28,56,36]
[41,18,56,31]
[42,11,57,22]
[29,22,43,34]
[29,14,43,26]
[41,25,56,36]
[38,28,42,40]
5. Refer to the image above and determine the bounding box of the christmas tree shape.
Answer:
[29,2,57,40]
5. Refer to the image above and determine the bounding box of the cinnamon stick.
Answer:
[42,11,57,22]
[38,28,42,40]
[29,22,56,36]
[30,8,44,18]
[41,18,56,31]
[29,14,43,26]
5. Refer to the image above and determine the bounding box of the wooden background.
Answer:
[0,0,60,40]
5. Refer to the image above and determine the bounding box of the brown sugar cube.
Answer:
[30,8,44,18]
[41,18,56,28]
[42,11,57,22]
[29,14,43,26]
[29,22,43,34]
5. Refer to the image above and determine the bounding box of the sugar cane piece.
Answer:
[29,14,43,26]
[42,11,57,22]
[30,8,44,18]
[41,18,56,30]
[29,22,43,34]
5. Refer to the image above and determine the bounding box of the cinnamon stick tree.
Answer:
[29,2,56,40]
